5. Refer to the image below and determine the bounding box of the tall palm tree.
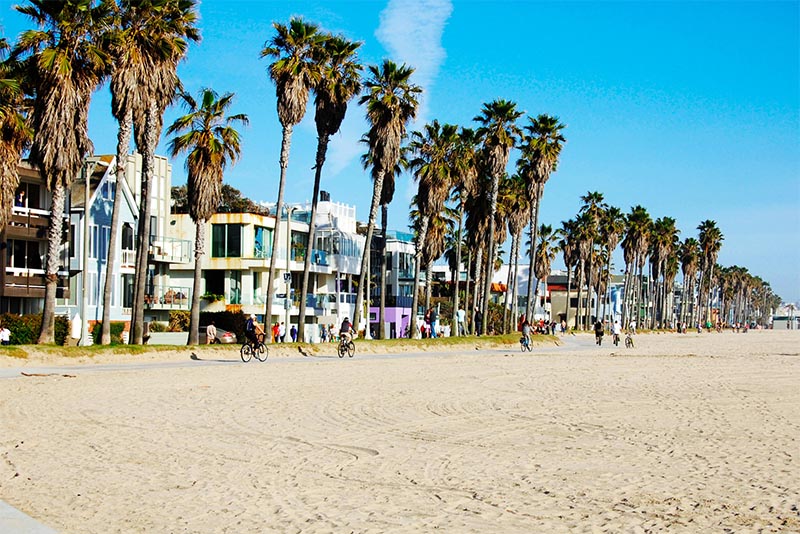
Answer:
[101,0,194,344]
[0,38,32,231]
[499,173,528,332]
[697,219,723,325]
[598,206,624,323]
[448,127,478,333]
[620,205,651,328]
[13,0,114,343]
[679,237,700,326]
[166,88,248,344]
[579,191,605,327]
[558,218,578,329]
[649,216,679,328]
[533,223,559,321]
[260,17,327,336]
[473,99,522,327]
[129,0,200,345]
[297,34,361,341]
[520,114,565,320]
[354,60,420,333]
[406,120,457,337]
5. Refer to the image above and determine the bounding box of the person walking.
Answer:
[429,306,438,338]
[206,321,217,344]
[474,307,484,336]
[279,322,286,342]
[594,319,604,346]
[0,324,10,345]
[290,324,298,342]
[456,306,466,336]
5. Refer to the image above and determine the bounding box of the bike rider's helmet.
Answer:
[344,317,349,322]
[250,314,256,319]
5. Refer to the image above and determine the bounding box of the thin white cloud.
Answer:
[376,0,453,126]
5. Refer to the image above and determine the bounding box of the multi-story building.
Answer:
[56,154,191,329]
[0,161,71,314]
[368,230,416,338]
[168,195,364,341]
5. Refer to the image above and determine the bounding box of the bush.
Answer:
[0,313,69,345]
[90,322,127,344]
[168,311,190,332]
[147,321,168,333]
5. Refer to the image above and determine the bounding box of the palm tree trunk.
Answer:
[481,175,500,331]
[602,255,611,326]
[464,246,472,334]
[409,217,427,339]
[187,219,205,345]
[525,199,537,321]
[354,171,384,336]
[451,198,465,335]
[565,265,573,330]
[574,262,584,330]
[379,204,388,339]
[298,133,329,342]
[37,183,66,344]
[131,104,159,345]
[425,263,433,310]
[502,232,516,333]
[471,247,483,335]
[101,112,132,344]
[511,230,521,331]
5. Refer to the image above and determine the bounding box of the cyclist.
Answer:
[245,314,259,347]
[521,319,531,347]
[612,319,622,346]
[594,319,604,346]
[340,317,354,343]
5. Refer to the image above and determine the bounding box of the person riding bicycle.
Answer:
[340,317,354,344]
[521,319,531,346]
[612,319,622,345]
[594,319,604,346]
[245,314,259,346]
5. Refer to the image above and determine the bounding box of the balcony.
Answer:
[120,249,136,269]
[0,268,70,298]
[144,285,191,310]
[149,236,191,264]
[5,207,51,240]
[369,295,413,308]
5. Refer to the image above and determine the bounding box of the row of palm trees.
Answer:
[1,3,781,345]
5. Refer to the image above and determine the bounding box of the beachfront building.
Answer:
[368,230,416,338]
[0,161,71,314]
[168,195,364,341]
[55,154,191,330]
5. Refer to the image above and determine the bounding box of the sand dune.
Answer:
[1,330,798,533]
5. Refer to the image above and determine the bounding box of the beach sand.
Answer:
[1,330,798,533]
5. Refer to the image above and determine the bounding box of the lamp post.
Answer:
[79,159,107,347]
[285,205,297,340]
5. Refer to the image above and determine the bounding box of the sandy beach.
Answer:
[1,330,798,533]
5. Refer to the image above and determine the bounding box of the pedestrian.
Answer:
[429,307,438,338]
[290,324,298,342]
[594,319,604,346]
[0,323,10,345]
[474,307,483,336]
[320,323,327,343]
[206,321,217,344]
[456,306,466,336]
[272,322,280,343]
[279,322,286,342]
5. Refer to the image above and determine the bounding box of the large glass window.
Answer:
[122,274,134,308]
[211,224,242,258]
[254,226,272,258]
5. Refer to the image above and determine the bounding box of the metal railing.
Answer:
[144,285,191,309]
[149,236,191,263]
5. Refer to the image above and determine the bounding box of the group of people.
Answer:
[319,319,354,343]
[420,307,440,338]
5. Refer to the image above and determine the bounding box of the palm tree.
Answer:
[0,38,32,231]
[13,0,114,343]
[447,127,478,334]
[679,237,700,327]
[354,60,420,334]
[406,120,457,337]
[579,191,605,327]
[497,173,528,332]
[520,114,566,321]
[648,216,679,328]
[558,218,578,329]
[620,205,651,328]
[260,17,327,336]
[297,34,361,341]
[533,223,559,321]
[129,0,200,344]
[598,206,624,324]
[697,219,723,325]
[101,0,196,344]
[166,88,248,344]
[473,99,522,327]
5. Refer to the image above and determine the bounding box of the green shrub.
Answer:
[168,311,190,332]
[90,321,127,344]
[0,313,69,345]
[200,293,224,302]
[147,321,168,333]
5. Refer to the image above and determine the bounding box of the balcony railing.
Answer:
[149,236,191,264]
[6,207,52,239]
[369,295,413,308]
[120,249,136,269]
[144,285,191,310]
[1,267,70,298]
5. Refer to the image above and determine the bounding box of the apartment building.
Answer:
[368,230,416,338]
[56,154,191,328]
[0,161,70,314]
[168,196,364,341]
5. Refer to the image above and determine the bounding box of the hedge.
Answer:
[90,321,127,345]
[0,313,69,345]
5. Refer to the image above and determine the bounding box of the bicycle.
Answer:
[612,333,620,346]
[241,333,268,362]
[337,335,355,358]
[519,334,532,352]
[624,332,634,348]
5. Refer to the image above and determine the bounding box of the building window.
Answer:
[254,226,272,258]
[212,224,242,258]
[122,274,134,308]
[121,223,134,250]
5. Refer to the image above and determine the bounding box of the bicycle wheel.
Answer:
[255,342,268,362]
[625,336,633,348]
[240,343,253,362]
[526,340,532,352]
[347,341,355,357]
[338,343,346,358]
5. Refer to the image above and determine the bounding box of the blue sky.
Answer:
[2,0,799,303]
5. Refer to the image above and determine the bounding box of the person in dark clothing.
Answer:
[245,314,258,345]
[474,307,483,336]
[594,320,604,346]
